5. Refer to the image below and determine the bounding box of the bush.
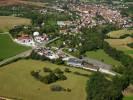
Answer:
[73,71,89,77]
[31,68,67,84]
[43,67,52,72]
[50,85,64,92]
[127,43,133,48]
[54,58,64,65]
[64,68,71,73]
[119,34,130,39]
[41,76,50,84]
[31,70,40,79]
[41,72,58,84]
[30,50,48,61]
[54,68,63,74]
[57,74,67,80]
[73,71,80,75]
[0,59,3,61]
[66,88,71,92]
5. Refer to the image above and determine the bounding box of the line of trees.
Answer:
[127,42,133,48]
[103,41,133,83]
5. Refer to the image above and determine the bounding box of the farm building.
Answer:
[67,58,83,67]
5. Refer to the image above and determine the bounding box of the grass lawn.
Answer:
[85,49,121,67]
[123,96,133,100]
[0,59,91,100]
[48,39,63,48]
[0,34,30,60]
[0,16,31,32]
[107,29,133,38]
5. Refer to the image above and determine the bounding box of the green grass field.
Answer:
[0,59,91,100]
[123,96,133,100]
[48,39,63,48]
[85,49,121,67]
[0,34,30,60]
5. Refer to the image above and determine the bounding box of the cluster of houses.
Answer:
[34,47,83,66]
[35,47,59,60]
[34,47,100,71]
[14,32,49,47]
[34,47,76,61]
[50,3,133,35]
[57,21,79,34]
[69,3,133,28]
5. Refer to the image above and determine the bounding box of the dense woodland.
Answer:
[86,72,129,100]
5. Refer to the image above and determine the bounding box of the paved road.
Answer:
[0,50,32,67]
[36,37,60,47]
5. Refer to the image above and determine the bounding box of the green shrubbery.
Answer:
[50,84,71,92]
[73,71,89,77]
[50,84,64,92]
[127,43,133,48]
[64,68,71,73]
[43,67,52,72]
[31,67,67,84]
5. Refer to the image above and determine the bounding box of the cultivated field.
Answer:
[85,49,121,67]
[0,16,31,32]
[0,0,47,7]
[0,34,30,60]
[20,0,47,7]
[107,29,133,38]
[0,59,91,100]
[105,37,133,57]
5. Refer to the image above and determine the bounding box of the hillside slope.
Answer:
[0,0,46,7]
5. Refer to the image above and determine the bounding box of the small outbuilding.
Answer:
[67,58,83,67]
[33,31,40,36]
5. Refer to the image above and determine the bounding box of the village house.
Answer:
[57,21,72,28]
[15,34,35,47]
[33,32,49,43]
